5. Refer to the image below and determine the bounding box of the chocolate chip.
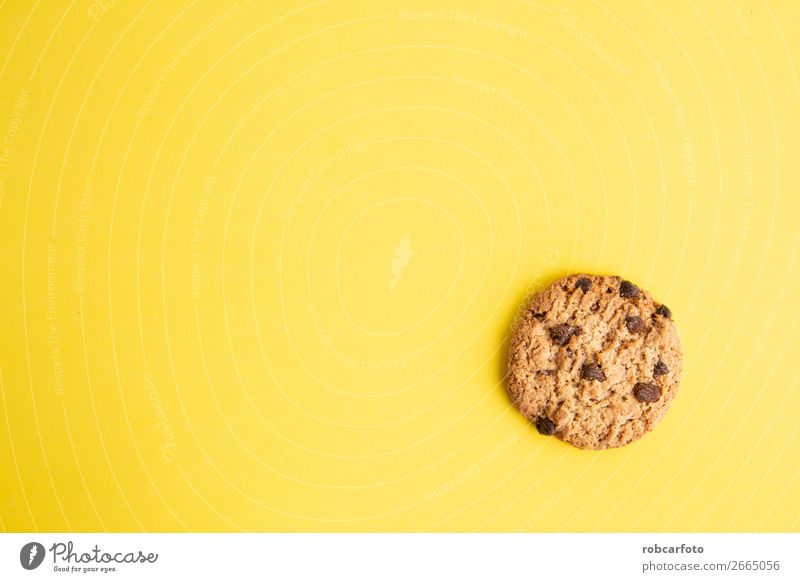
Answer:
[536,417,556,436]
[581,362,606,382]
[575,277,592,292]
[549,324,579,346]
[625,315,645,333]
[619,280,640,298]
[633,382,661,403]
[531,311,546,321]
[590,301,600,312]
[655,304,672,319]
[654,360,669,376]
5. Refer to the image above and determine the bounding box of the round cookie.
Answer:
[507,273,682,449]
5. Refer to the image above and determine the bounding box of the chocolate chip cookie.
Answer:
[507,274,682,449]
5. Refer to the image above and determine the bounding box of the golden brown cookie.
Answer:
[507,273,682,449]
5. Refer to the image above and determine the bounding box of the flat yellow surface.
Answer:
[1,0,799,532]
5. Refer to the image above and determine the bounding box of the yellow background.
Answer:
[1,0,799,532]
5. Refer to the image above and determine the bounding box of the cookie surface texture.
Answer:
[507,274,682,449]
